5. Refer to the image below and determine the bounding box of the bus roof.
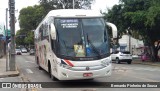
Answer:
[34,9,103,38]
[46,9,103,17]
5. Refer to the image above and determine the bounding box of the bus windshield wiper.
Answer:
[86,34,102,59]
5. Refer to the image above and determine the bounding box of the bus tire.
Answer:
[48,61,59,81]
[37,57,42,70]
[39,65,42,70]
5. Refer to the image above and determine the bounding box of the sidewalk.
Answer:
[132,58,160,67]
[0,56,19,78]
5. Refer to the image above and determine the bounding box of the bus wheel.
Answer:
[48,62,59,81]
[37,57,42,70]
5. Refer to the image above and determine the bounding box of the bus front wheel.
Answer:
[48,61,59,81]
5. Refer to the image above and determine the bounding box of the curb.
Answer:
[0,66,20,78]
[0,71,19,78]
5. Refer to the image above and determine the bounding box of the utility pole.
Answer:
[6,8,9,71]
[127,28,131,53]
[129,34,131,53]
[9,0,16,71]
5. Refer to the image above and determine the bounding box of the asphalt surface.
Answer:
[18,54,160,91]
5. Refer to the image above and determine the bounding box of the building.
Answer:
[0,22,5,36]
[112,34,144,55]
[0,34,5,57]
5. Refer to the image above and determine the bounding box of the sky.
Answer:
[92,0,119,11]
[0,0,119,34]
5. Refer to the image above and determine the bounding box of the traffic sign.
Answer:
[4,29,11,37]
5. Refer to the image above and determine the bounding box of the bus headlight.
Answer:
[60,59,74,69]
[60,63,72,69]
[101,59,111,66]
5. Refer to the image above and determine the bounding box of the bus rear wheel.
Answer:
[37,57,42,70]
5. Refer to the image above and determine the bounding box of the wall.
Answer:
[113,34,144,55]
[0,22,5,36]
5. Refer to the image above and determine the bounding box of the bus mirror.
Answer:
[50,23,56,40]
[106,22,117,39]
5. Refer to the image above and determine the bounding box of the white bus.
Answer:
[34,9,117,81]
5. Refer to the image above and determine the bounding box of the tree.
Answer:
[104,4,126,38]
[16,29,27,46]
[39,0,95,15]
[18,5,45,47]
[19,5,45,31]
[105,0,160,61]
[24,31,34,46]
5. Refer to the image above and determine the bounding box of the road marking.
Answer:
[25,61,35,63]
[26,69,33,73]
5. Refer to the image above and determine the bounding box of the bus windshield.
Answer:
[54,18,109,60]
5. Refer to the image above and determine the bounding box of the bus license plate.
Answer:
[83,73,93,77]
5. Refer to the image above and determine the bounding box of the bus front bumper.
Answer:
[57,65,112,80]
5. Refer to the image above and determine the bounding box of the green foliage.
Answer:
[18,5,45,46]
[16,29,27,46]
[39,0,94,10]
[16,30,34,46]
[105,0,160,41]
[19,5,45,30]
[24,31,34,45]
[105,0,160,61]
[104,4,127,38]
[146,6,160,27]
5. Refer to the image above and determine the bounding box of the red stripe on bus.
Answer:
[64,60,74,67]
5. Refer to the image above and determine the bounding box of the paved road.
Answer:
[15,53,160,91]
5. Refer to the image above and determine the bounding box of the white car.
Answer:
[111,51,132,64]
[21,48,27,53]
[15,49,22,55]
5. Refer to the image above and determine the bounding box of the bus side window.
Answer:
[51,38,54,50]
[39,25,43,40]
[41,22,49,41]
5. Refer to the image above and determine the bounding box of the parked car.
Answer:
[15,49,22,55]
[111,51,132,64]
[141,53,150,61]
[29,49,35,55]
[21,48,27,53]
